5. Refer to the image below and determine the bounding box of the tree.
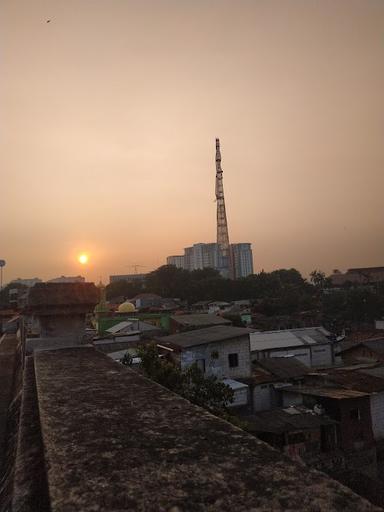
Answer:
[310,269,331,290]
[136,344,234,413]
[106,280,144,300]
[145,265,192,299]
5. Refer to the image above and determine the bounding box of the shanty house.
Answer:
[245,406,339,463]
[247,357,309,412]
[157,325,252,380]
[281,385,376,477]
[307,366,384,441]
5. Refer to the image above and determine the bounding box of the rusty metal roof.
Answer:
[287,386,369,399]
[245,407,337,434]
[256,358,309,380]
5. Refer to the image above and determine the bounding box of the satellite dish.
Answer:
[0,260,5,267]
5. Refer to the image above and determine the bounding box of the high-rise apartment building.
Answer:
[231,243,254,278]
[167,242,253,278]
[166,255,185,269]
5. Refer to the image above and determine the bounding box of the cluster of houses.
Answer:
[148,320,384,482]
[11,281,384,492]
[90,300,384,484]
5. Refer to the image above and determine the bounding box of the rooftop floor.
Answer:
[11,346,382,511]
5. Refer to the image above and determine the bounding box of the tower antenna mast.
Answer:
[215,139,233,278]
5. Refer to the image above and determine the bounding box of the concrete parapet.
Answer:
[8,346,380,511]
[12,357,49,511]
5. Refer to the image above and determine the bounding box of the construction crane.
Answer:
[215,139,234,279]
[129,264,146,274]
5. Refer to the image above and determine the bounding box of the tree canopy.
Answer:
[105,265,384,332]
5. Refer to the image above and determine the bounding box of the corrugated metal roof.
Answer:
[362,339,384,354]
[245,407,336,434]
[250,327,331,352]
[359,366,384,380]
[170,314,231,327]
[256,358,309,379]
[222,378,249,391]
[157,325,253,348]
[322,369,384,393]
[286,386,368,399]
[105,320,158,334]
[251,331,301,351]
[106,321,134,334]
[341,339,384,355]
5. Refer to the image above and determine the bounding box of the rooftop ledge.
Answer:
[13,347,381,511]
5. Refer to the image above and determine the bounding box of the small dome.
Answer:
[118,301,136,313]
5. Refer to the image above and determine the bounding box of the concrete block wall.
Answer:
[181,336,251,379]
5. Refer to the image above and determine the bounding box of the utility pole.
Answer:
[0,260,5,290]
[215,139,234,278]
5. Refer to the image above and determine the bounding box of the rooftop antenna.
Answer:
[215,139,234,278]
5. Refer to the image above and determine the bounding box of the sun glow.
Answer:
[78,254,89,265]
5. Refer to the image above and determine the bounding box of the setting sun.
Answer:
[78,254,89,265]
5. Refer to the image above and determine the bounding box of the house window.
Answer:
[196,359,205,373]
[228,353,239,368]
[350,408,361,420]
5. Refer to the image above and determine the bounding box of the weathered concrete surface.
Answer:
[0,335,22,512]
[11,356,50,512]
[29,347,381,511]
[0,335,19,465]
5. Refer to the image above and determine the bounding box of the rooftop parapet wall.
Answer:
[26,282,99,316]
[13,346,381,511]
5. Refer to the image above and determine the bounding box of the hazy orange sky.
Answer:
[1,0,384,283]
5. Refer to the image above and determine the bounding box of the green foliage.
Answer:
[322,287,384,331]
[144,265,192,300]
[310,269,332,290]
[138,343,185,392]
[136,344,234,413]
[182,363,234,411]
[106,280,144,300]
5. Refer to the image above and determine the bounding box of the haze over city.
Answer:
[2,0,384,283]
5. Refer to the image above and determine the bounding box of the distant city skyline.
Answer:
[2,1,384,283]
